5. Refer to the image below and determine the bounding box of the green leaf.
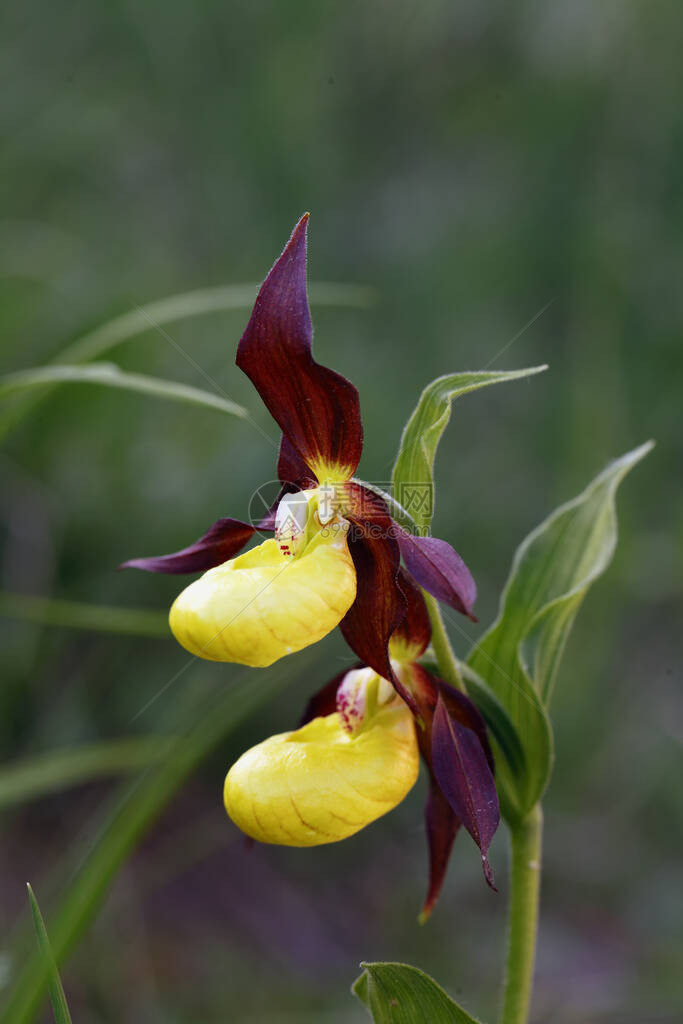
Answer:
[0,281,374,443]
[353,962,482,1024]
[0,363,247,417]
[392,367,547,534]
[0,591,169,637]
[0,737,170,810]
[2,655,312,1024]
[26,885,73,1024]
[468,442,654,821]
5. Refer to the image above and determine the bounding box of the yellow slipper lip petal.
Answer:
[223,705,420,846]
[169,533,356,667]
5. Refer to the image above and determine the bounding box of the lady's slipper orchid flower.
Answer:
[224,668,419,846]
[225,572,500,920]
[121,215,476,700]
[168,495,356,667]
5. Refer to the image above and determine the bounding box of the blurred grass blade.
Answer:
[0,282,374,442]
[0,363,247,417]
[0,592,168,637]
[468,442,654,822]
[58,282,375,365]
[392,367,547,534]
[352,962,481,1023]
[0,738,171,810]
[26,885,73,1024]
[2,655,312,1024]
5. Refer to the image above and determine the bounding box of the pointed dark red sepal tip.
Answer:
[339,485,418,716]
[236,215,363,481]
[119,517,256,574]
[419,781,461,924]
[390,568,431,660]
[431,693,500,890]
[396,528,477,620]
[298,665,361,726]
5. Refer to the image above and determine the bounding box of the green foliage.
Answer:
[353,962,481,1023]
[391,368,547,533]
[0,737,170,809]
[468,442,654,821]
[0,592,168,637]
[26,885,73,1024]
[392,367,652,823]
[0,362,247,418]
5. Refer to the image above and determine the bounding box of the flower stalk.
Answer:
[500,804,543,1024]
[421,585,543,1022]
[423,592,465,693]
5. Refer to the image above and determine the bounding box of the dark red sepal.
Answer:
[119,518,256,574]
[405,664,494,773]
[420,780,461,924]
[236,214,363,481]
[436,679,495,774]
[396,528,477,620]
[339,484,418,714]
[277,434,318,491]
[298,666,361,726]
[431,693,499,889]
[390,568,431,661]
[340,533,414,710]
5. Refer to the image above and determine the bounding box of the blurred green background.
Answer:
[1,1,681,1021]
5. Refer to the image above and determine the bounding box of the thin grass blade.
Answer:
[0,363,247,417]
[25,885,73,1024]
[0,281,374,442]
[0,738,171,810]
[0,592,168,637]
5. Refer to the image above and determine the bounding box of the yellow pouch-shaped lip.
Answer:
[169,534,356,667]
[223,705,419,846]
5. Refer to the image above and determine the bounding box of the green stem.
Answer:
[423,592,465,693]
[500,804,543,1024]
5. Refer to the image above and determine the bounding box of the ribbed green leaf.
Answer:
[468,442,654,821]
[0,738,170,809]
[0,281,374,442]
[0,363,247,417]
[391,367,547,533]
[2,656,310,1024]
[26,886,73,1024]
[353,962,482,1024]
[0,592,168,637]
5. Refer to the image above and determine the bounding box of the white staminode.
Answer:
[274,490,311,557]
[336,666,396,734]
